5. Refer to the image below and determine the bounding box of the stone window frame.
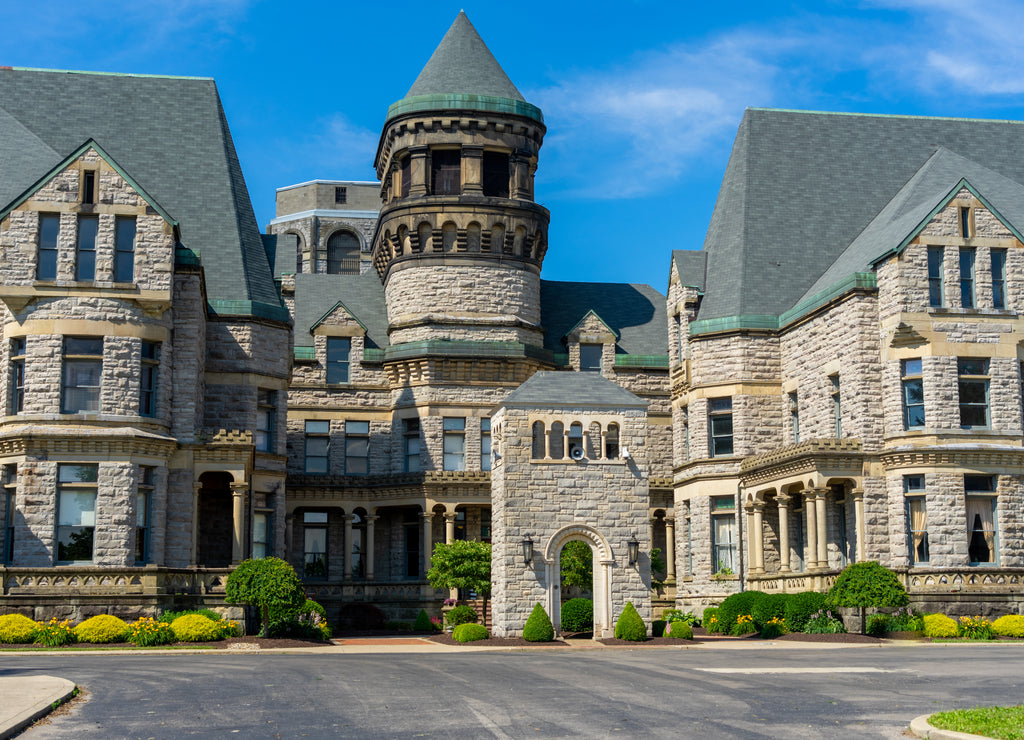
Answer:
[325,338,351,384]
[579,344,603,372]
[55,463,98,564]
[480,418,492,472]
[136,466,154,564]
[61,336,103,415]
[139,341,159,417]
[114,216,137,284]
[960,206,972,238]
[927,246,944,308]
[345,420,370,475]
[991,248,1008,310]
[959,247,976,309]
[2,464,15,566]
[335,186,347,204]
[302,510,328,580]
[253,510,272,560]
[442,417,466,471]
[36,213,60,281]
[81,169,97,205]
[957,358,990,429]
[710,495,737,574]
[901,358,924,430]
[965,475,998,566]
[75,214,99,282]
[9,338,25,415]
[255,390,277,453]
[304,420,330,474]
[708,397,734,457]
[903,474,929,566]
[430,147,461,196]
[403,418,422,472]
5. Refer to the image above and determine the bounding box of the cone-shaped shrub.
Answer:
[667,620,693,640]
[453,623,489,642]
[74,615,129,643]
[413,609,433,632]
[614,602,647,641]
[523,602,554,642]
[0,614,38,643]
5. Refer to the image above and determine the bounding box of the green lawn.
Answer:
[930,705,1024,739]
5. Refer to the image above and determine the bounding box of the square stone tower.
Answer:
[490,372,652,637]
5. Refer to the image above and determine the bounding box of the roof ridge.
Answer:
[746,107,1024,126]
[7,66,212,81]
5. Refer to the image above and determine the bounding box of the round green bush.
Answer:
[413,609,433,632]
[523,602,555,642]
[158,608,222,624]
[268,598,330,640]
[717,591,766,634]
[74,615,129,643]
[826,561,909,609]
[453,623,489,642]
[614,602,647,641]
[0,613,38,643]
[784,591,827,632]
[703,607,722,633]
[750,593,788,628]
[445,604,478,627]
[560,598,593,632]
[667,620,693,640]
[922,613,958,639]
[992,615,1024,638]
[170,614,225,642]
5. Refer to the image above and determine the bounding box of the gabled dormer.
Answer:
[310,300,369,385]
[565,309,618,374]
[0,140,178,316]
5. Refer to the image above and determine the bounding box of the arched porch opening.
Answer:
[543,525,613,637]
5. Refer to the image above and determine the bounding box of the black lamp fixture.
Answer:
[627,536,639,566]
[522,539,534,565]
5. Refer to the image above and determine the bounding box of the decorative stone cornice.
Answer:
[739,438,863,486]
[880,446,1024,470]
[0,426,177,458]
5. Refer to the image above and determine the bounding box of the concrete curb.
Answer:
[909,714,994,740]
[0,675,76,739]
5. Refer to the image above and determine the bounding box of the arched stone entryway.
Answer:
[543,525,613,637]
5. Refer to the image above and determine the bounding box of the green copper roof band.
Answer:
[386,94,544,124]
[614,354,670,369]
[294,346,315,361]
[208,299,291,323]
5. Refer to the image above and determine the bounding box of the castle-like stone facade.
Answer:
[2,14,1024,630]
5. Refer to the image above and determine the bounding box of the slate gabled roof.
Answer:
[671,249,707,292]
[292,273,388,349]
[500,371,647,409]
[0,68,283,319]
[700,108,1024,322]
[540,281,667,355]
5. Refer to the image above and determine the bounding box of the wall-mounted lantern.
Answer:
[627,537,639,566]
[522,539,534,566]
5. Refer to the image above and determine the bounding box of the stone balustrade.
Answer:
[1,566,233,596]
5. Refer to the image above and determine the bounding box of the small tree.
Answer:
[225,557,306,636]
[825,561,909,634]
[427,540,492,619]
[560,541,593,596]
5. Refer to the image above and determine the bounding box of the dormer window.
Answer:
[960,206,971,237]
[580,344,602,372]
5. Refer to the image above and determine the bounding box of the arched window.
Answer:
[397,225,408,256]
[550,421,565,460]
[466,222,481,252]
[513,226,526,256]
[417,222,432,253]
[532,421,546,459]
[568,422,584,459]
[605,423,620,459]
[290,232,304,274]
[490,223,506,254]
[326,231,360,274]
[442,222,457,252]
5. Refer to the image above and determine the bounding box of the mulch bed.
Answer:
[772,632,884,644]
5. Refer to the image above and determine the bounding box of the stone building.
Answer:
[3,13,1024,630]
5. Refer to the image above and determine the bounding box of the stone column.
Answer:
[510,151,530,200]
[230,482,248,565]
[814,488,828,568]
[444,512,456,543]
[804,490,818,570]
[776,494,791,573]
[422,512,434,578]
[344,514,354,580]
[752,502,765,574]
[745,503,764,574]
[544,428,553,460]
[190,482,201,567]
[408,146,428,197]
[664,517,676,581]
[851,488,866,563]
[461,145,483,194]
[364,515,377,581]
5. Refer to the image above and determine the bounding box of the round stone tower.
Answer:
[373,12,549,346]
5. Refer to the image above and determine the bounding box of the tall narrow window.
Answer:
[82,170,96,204]
[335,186,347,204]
[708,397,734,457]
[927,246,944,308]
[345,421,369,475]
[605,423,620,459]
[304,421,330,473]
[136,466,153,563]
[56,464,98,563]
[991,249,1007,309]
[788,392,800,443]
[302,511,328,579]
[431,149,460,195]
[710,496,736,573]
[443,417,466,471]
[62,337,103,414]
[480,507,492,541]
[37,214,59,281]
[400,155,411,199]
[531,421,546,459]
[253,512,271,559]
[326,232,360,274]
[404,418,421,472]
[76,215,98,281]
[901,359,924,429]
[965,475,997,565]
[3,465,16,565]
[480,418,491,472]
[830,374,842,438]
[114,217,136,283]
[481,151,510,197]
[959,247,976,308]
[904,474,928,566]
[139,341,159,417]
[326,338,351,384]
[10,338,25,414]
[958,358,989,428]
[960,206,971,237]
[675,314,685,363]
[580,344,602,372]
[403,511,420,577]
[255,390,276,452]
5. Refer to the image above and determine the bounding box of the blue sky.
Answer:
[8,1,1024,292]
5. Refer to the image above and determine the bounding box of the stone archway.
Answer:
[543,525,614,637]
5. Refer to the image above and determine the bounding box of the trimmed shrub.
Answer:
[127,617,176,647]
[784,592,827,632]
[453,623,489,643]
[759,617,788,639]
[74,615,129,644]
[413,609,433,632]
[750,593,788,628]
[0,614,38,643]
[170,614,224,642]
[561,598,593,632]
[957,616,994,640]
[992,615,1024,638]
[158,608,222,624]
[339,602,387,631]
[34,618,75,647]
[717,591,767,634]
[923,614,959,639]
[445,605,478,628]
[614,602,647,641]
[269,599,330,640]
[826,561,909,614]
[667,620,693,640]
[523,603,555,642]
[703,607,721,634]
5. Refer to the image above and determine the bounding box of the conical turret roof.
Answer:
[406,12,524,100]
